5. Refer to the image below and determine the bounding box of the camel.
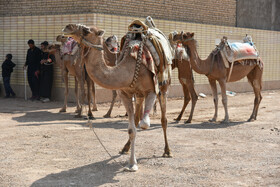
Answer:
[49,35,97,119]
[63,24,172,171]
[172,32,263,123]
[102,35,121,118]
[169,33,198,123]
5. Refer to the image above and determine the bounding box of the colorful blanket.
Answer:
[61,37,78,55]
[221,41,259,63]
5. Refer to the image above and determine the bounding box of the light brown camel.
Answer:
[63,24,172,171]
[173,32,263,123]
[169,33,198,123]
[49,35,97,119]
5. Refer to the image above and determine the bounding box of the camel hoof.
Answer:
[247,118,255,122]
[59,108,66,113]
[124,164,138,172]
[92,107,98,111]
[86,116,95,120]
[209,118,216,122]
[162,152,173,158]
[221,119,229,124]
[139,116,150,130]
[74,114,82,118]
[103,114,111,118]
[119,150,129,155]
[174,118,180,122]
[184,119,192,124]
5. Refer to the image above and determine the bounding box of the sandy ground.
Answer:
[0,90,279,187]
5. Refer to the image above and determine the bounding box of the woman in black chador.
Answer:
[39,41,55,102]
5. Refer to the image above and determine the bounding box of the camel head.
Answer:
[56,35,68,43]
[105,35,119,53]
[62,24,105,46]
[172,32,194,46]
[168,31,178,47]
[48,44,61,55]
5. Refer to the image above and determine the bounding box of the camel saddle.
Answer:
[219,36,259,66]
[119,17,174,93]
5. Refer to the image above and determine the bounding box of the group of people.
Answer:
[1,39,55,102]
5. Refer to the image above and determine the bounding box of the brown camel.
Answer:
[63,24,172,171]
[173,32,263,123]
[49,35,97,119]
[169,33,198,123]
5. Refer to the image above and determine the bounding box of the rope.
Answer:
[86,120,124,167]
[129,41,144,88]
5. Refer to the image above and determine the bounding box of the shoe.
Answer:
[11,94,16,98]
[42,98,50,103]
[4,95,10,98]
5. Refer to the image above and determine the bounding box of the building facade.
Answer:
[0,0,279,101]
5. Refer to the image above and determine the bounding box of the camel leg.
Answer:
[74,78,82,115]
[185,80,198,123]
[119,91,138,172]
[208,78,218,122]
[218,79,229,123]
[103,90,117,118]
[135,96,144,127]
[139,92,157,130]
[158,86,172,157]
[91,80,98,111]
[153,100,157,116]
[74,65,87,118]
[119,96,144,155]
[247,67,263,121]
[86,77,94,119]
[174,83,191,122]
[59,70,68,113]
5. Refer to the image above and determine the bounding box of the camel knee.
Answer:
[222,98,227,105]
[128,128,136,139]
[193,94,198,102]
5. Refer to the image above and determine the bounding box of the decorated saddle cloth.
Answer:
[61,37,78,55]
[220,35,259,64]
[120,17,174,93]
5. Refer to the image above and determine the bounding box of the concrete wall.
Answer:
[237,0,280,31]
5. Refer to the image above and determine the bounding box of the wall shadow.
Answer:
[173,121,247,129]
[30,156,123,187]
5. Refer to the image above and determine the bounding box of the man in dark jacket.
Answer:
[2,54,16,98]
[24,39,42,100]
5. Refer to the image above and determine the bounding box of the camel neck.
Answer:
[84,45,135,90]
[187,41,210,75]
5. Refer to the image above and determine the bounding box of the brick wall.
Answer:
[0,0,236,27]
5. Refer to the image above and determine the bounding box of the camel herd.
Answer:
[47,21,263,171]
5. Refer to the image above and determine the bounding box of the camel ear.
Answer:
[97,30,105,37]
[190,33,194,37]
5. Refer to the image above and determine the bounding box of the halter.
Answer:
[182,37,194,42]
[81,38,104,51]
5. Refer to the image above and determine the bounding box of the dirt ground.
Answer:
[0,90,279,187]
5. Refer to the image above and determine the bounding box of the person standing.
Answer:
[24,39,42,100]
[1,54,16,98]
[39,41,54,103]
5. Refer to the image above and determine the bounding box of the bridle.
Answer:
[81,38,103,51]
